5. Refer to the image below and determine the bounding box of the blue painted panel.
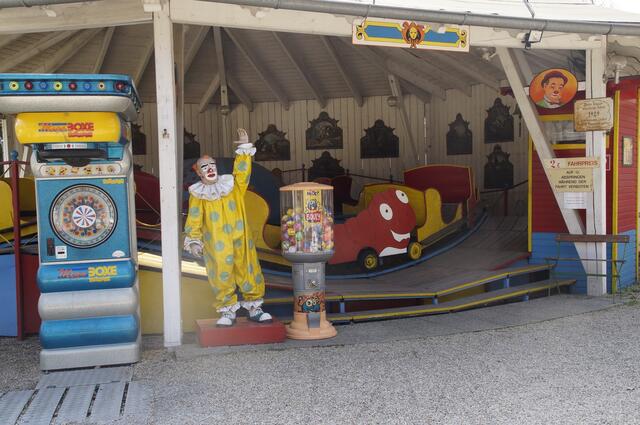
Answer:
[366,26,403,39]
[424,31,460,43]
[0,254,17,336]
[610,230,636,290]
[37,259,135,293]
[40,315,138,349]
[530,232,587,293]
[36,177,131,263]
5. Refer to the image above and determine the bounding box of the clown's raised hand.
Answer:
[234,128,256,156]
[233,128,251,146]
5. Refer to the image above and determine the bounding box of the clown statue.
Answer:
[183,128,272,326]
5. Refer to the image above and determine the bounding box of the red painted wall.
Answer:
[613,79,639,233]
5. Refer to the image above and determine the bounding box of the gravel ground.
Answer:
[132,303,640,425]
[2,302,640,424]
[0,336,40,393]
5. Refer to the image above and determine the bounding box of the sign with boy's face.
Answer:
[529,68,578,109]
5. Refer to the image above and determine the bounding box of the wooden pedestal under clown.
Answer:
[183,129,272,326]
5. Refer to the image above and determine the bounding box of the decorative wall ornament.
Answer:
[401,22,426,48]
[446,113,472,155]
[306,112,343,150]
[484,98,514,144]
[255,124,291,161]
[360,119,399,159]
[183,129,201,160]
[353,18,469,52]
[484,144,514,189]
[308,151,345,181]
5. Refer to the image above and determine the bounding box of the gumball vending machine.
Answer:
[0,74,142,370]
[280,182,337,340]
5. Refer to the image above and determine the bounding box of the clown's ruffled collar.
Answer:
[188,174,234,200]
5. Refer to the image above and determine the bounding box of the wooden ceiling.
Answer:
[0,23,622,110]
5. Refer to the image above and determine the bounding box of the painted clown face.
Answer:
[196,156,218,184]
[542,77,565,105]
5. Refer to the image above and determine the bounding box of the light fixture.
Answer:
[386,96,398,107]
[609,55,628,84]
[220,104,231,115]
[523,30,543,49]
[481,47,497,62]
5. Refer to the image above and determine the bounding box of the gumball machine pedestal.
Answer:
[280,183,337,340]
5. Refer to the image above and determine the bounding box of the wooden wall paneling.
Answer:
[138,90,528,215]
[427,85,528,215]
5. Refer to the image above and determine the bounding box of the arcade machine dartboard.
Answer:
[0,74,142,370]
[51,185,117,249]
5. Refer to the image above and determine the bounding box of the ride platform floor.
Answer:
[265,215,531,302]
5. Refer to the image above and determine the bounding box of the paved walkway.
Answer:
[1,294,638,424]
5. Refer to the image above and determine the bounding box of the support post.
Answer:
[10,154,23,340]
[152,0,182,347]
[496,47,588,266]
[585,37,608,296]
[175,23,185,206]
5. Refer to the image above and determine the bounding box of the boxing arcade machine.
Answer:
[0,74,142,370]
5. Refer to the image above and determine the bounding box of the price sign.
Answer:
[543,157,600,193]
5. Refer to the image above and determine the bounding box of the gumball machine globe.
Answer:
[280,182,337,339]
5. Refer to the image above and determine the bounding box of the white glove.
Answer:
[184,237,204,258]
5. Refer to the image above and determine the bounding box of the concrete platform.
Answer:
[196,317,286,347]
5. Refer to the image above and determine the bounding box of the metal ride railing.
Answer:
[1,152,29,340]
[479,179,528,216]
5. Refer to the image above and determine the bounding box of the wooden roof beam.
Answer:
[185,25,209,75]
[429,51,501,91]
[227,74,254,112]
[31,28,102,73]
[529,49,573,65]
[273,32,326,108]
[213,27,229,111]
[92,27,115,74]
[225,28,290,110]
[0,34,22,50]
[133,38,154,87]
[340,40,446,101]
[0,30,76,73]
[320,36,363,107]
[386,48,472,97]
[372,47,446,100]
[399,80,431,104]
[198,73,220,112]
[513,49,534,84]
